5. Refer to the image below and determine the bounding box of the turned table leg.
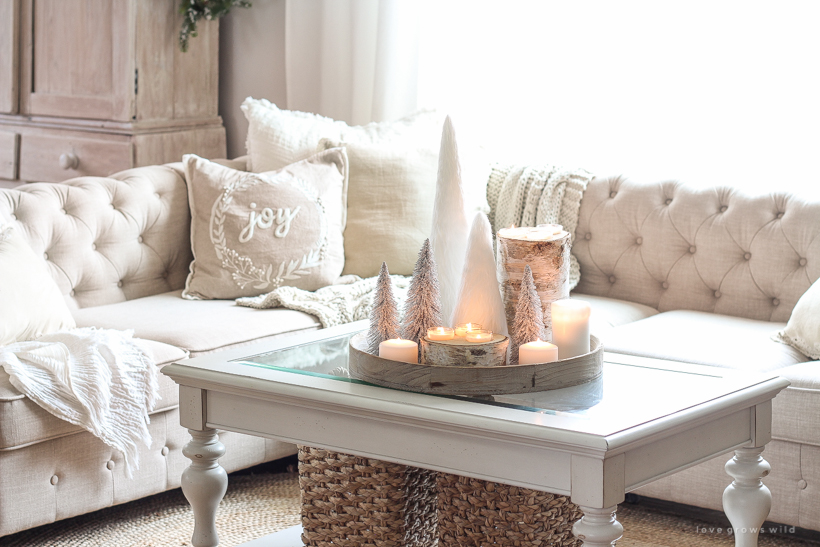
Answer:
[723,447,772,547]
[572,505,624,547]
[182,428,228,547]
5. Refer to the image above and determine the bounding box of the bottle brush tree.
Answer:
[367,262,400,354]
[511,264,546,363]
[401,239,443,347]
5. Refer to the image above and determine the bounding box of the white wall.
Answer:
[218,0,287,159]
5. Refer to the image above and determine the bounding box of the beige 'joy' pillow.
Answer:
[318,139,438,278]
[182,149,349,300]
[773,278,820,359]
[241,98,442,173]
[0,221,75,346]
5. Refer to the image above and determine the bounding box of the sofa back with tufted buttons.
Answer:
[0,165,193,310]
[573,175,820,323]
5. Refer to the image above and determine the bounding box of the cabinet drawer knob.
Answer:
[59,152,79,170]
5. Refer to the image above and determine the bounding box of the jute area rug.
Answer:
[3,465,817,547]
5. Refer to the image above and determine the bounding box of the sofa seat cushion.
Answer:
[0,338,186,450]
[71,290,321,356]
[571,292,659,335]
[600,310,809,372]
[772,362,820,446]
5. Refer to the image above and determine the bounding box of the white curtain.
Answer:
[285,0,420,126]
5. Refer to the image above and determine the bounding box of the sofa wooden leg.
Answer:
[723,446,772,547]
[182,428,228,547]
[572,505,623,546]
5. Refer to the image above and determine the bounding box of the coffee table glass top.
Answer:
[234,330,764,435]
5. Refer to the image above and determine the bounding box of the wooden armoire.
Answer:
[0,0,226,187]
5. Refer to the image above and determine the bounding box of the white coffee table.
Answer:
[162,320,789,547]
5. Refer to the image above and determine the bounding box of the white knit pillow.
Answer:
[773,279,820,359]
[241,98,442,173]
[0,221,76,345]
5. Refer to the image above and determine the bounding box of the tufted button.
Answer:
[714,290,722,298]
[744,252,751,260]
[61,208,67,214]
[689,246,696,254]
[776,212,784,219]
[665,198,673,205]
[138,236,144,243]
[609,191,617,198]
[117,281,123,288]
[608,275,616,284]
[719,205,728,213]
[636,237,643,245]
[50,475,59,485]
[662,281,669,289]
[69,289,75,296]
[161,446,170,456]
[798,479,808,490]
[162,271,169,279]
[585,233,592,240]
[92,243,97,250]
[43,252,48,260]
[772,298,780,306]
[109,203,115,209]
[106,460,115,471]
[154,192,161,199]
[9,213,16,220]
[800,258,808,267]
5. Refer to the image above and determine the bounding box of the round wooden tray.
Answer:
[348,331,603,396]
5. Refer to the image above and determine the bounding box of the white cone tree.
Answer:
[367,262,400,354]
[430,115,470,326]
[511,264,546,363]
[401,239,443,346]
[451,212,509,336]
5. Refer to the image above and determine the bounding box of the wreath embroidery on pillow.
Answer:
[209,173,327,291]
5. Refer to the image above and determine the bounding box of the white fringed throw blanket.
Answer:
[0,328,159,477]
[487,162,594,290]
[237,275,410,328]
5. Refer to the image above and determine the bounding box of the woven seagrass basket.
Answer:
[297,446,438,547]
[437,473,583,547]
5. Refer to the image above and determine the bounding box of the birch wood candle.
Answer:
[420,335,509,367]
[497,224,571,340]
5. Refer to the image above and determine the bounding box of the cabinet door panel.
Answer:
[0,0,19,114]
[21,0,132,121]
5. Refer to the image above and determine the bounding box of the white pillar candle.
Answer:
[551,299,591,359]
[518,340,558,365]
[378,338,419,364]
[427,327,455,341]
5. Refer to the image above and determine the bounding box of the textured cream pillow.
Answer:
[0,221,76,346]
[241,98,442,173]
[319,139,438,278]
[182,149,349,300]
[773,279,820,359]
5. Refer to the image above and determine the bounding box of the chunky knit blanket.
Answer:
[237,275,411,328]
[486,162,594,290]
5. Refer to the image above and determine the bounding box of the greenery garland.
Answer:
[179,0,252,52]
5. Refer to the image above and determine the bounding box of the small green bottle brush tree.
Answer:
[179,0,252,52]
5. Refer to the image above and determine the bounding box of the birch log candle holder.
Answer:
[497,225,571,340]
[420,333,508,368]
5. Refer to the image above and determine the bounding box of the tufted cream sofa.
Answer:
[571,175,819,531]
[0,160,315,537]
[0,162,818,537]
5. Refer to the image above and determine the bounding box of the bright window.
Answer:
[417,1,820,195]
